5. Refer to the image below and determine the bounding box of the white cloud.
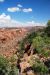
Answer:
[0,0,4,2]
[7,7,20,12]
[0,13,46,28]
[7,5,33,13]
[0,13,11,20]
[23,8,32,12]
[0,13,23,27]
[17,4,22,7]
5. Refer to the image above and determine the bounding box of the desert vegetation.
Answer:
[0,55,19,75]
[0,20,50,75]
[17,20,50,75]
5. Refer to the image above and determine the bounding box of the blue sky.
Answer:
[0,0,50,27]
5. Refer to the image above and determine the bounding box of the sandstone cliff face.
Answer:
[0,28,28,58]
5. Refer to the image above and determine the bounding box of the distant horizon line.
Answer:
[0,25,46,29]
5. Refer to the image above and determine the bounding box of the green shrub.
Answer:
[32,62,48,75]
[32,36,50,57]
[25,32,37,44]
[29,55,48,74]
[32,36,45,53]
[42,49,50,57]
[45,20,50,37]
[0,55,10,75]
[0,55,19,75]
[33,36,45,48]
[8,64,18,75]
